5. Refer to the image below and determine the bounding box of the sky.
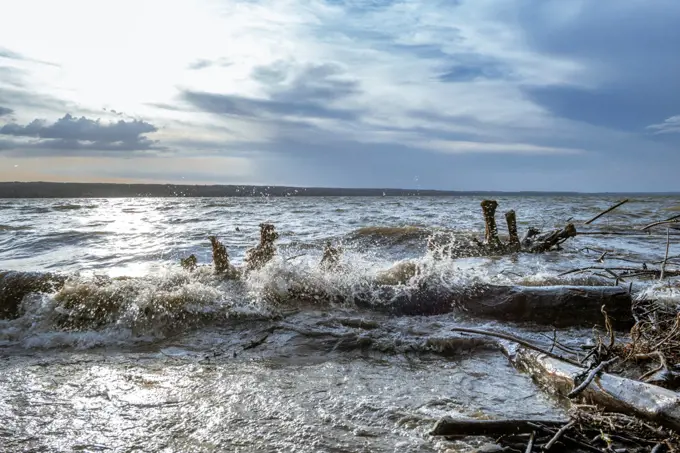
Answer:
[0,0,678,192]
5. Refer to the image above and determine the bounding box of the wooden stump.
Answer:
[505,210,520,247]
[209,236,231,274]
[481,200,502,248]
[245,223,279,271]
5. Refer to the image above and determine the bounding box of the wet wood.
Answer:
[429,418,567,437]
[527,223,577,253]
[453,285,634,328]
[505,210,520,247]
[512,348,680,432]
[355,284,634,328]
[245,223,279,271]
[584,199,629,225]
[0,271,66,319]
[481,200,502,248]
[642,213,680,231]
[209,236,239,278]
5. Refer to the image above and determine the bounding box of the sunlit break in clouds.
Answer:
[1,0,679,191]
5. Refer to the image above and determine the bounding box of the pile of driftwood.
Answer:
[429,302,680,452]
[422,199,680,452]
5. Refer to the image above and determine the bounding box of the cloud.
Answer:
[182,62,362,121]
[647,116,680,135]
[420,140,584,155]
[517,1,680,131]
[1,0,679,190]
[187,58,232,70]
[0,46,58,66]
[0,106,13,117]
[0,113,161,152]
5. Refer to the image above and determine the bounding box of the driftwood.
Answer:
[505,210,520,247]
[209,236,240,278]
[584,199,629,225]
[244,223,279,271]
[429,418,567,437]
[0,271,66,319]
[350,284,635,327]
[429,200,578,258]
[511,348,680,432]
[180,254,197,271]
[642,213,680,231]
[319,241,342,271]
[481,200,502,248]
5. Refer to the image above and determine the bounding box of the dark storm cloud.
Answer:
[0,106,13,117]
[517,1,680,132]
[0,113,161,152]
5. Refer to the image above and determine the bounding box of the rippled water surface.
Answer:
[1,196,679,452]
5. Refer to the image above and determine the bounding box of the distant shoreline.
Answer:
[0,182,677,198]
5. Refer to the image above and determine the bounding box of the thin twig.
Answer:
[450,327,582,366]
[543,421,576,450]
[525,431,535,453]
[567,357,619,398]
[527,422,602,453]
[584,199,629,225]
[641,214,680,231]
[660,228,670,280]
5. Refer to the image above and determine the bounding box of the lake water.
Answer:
[1,195,678,452]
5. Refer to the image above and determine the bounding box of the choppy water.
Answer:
[1,196,679,452]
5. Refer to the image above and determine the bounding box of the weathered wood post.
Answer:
[209,236,230,274]
[481,200,502,248]
[505,210,520,248]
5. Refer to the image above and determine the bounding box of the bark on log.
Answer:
[505,210,520,248]
[511,348,680,432]
[352,285,634,328]
[481,200,502,248]
[527,224,577,253]
[0,271,66,319]
[430,418,567,437]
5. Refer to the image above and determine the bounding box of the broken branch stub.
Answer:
[320,241,342,270]
[180,254,197,271]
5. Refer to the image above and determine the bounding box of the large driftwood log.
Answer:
[0,271,66,319]
[512,348,680,432]
[349,284,634,327]
[430,418,567,437]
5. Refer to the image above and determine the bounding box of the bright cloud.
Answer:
[0,0,678,191]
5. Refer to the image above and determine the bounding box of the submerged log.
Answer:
[0,271,66,319]
[430,418,567,437]
[353,284,634,327]
[512,348,680,432]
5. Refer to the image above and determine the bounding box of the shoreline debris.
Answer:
[244,223,279,272]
